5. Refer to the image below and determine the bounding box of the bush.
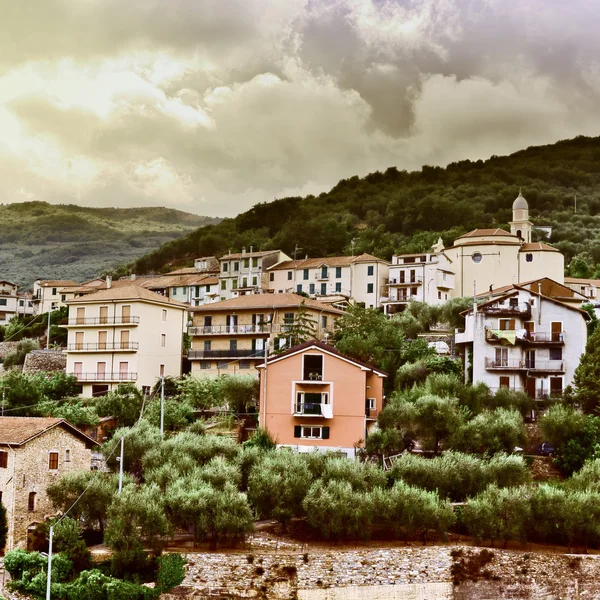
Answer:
[156,553,186,594]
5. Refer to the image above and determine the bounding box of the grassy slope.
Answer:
[0,202,220,288]
[117,135,600,279]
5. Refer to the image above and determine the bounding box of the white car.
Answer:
[428,341,450,355]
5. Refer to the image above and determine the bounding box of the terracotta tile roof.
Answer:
[519,242,559,252]
[267,253,387,271]
[221,250,283,260]
[190,293,344,314]
[67,285,188,308]
[37,280,79,287]
[456,228,518,239]
[565,277,600,286]
[259,340,388,377]
[0,417,97,447]
[141,274,218,289]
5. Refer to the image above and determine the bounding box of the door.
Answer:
[524,321,535,340]
[495,347,508,367]
[75,331,84,351]
[226,314,238,332]
[119,361,128,380]
[120,330,129,350]
[96,361,106,379]
[499,376,510,389]
[121,305,131,323]
[73,362,83,376]
[99,306,108,324]
[320,283,327,295]
[76,307,85,325]
[526,377,536,398]
[98,331,107,350]
[550,377,563,396]
[551,322,562,342]
[525,350,535,369]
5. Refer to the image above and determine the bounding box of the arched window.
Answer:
[65,449,71,462]
[516,229,522,239]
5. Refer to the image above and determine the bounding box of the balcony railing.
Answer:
[67,316,140,326]
[527,360,565,372]
[482,303,531,317]
[294,401,323,416]
[188,349,262,359]
[485,358,526,370]
[523,331,565,344]
[485,358,565,372]
[67,342,139,352]
[69,372,138,382]
[385,277,423,287]
[365,407,378,419]
[188,324,278,336]
[315,272,329,280]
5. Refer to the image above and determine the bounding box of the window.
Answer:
[367,265,374,276]
[297,284,303,293]
[495,347,508,367]
[284,312,294,328]
[366,397,376,410]
[49,452,59,470]
[252,258,258,268]
[410,287,417,296]
[0,299,6,307]
[472,252,483,263]
[525,253,533,263]
[335,282,341,293]
[304,354,323,380]
[221,280,227,290]
[28,492,36,511]
[550,348,563,360]
[52,287,57,295]
[303,269,309,280]
[230,340,237,351]
[296,392,329,414]
[242,277,248,288]
[294,425,329,439]
[233,261,239,271]
[65,449,71,462]
[243,259,249,268]
[320,283,327,295]
[0,451,7,468]
[162,309,167,322]
[159,364,165,377]
[309,283,315,294]
[19,300,23,306]
[410,270,416,283]
[0,313,5,321]
[499,319,515,330]
[217,361,229,370]
[173,287,178,295]
[142,386,151,395]
[232,279,238,290]
[222,263,229,273]
[287,271,293,280]
[499,376,510,389]
[269,272,275,282]
[321,315,328,329]
[321,266,328,279]
[200,362,211,369]
[239,361,251,369]
[550,377,563,396]
[161,334,166,347]
[438,291,442,299]
[61,295,66,302]
[399,271,405,284]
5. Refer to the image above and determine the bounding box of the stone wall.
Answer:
[22,350,66,374]
[161,544,600,600]
[0,342,20,360]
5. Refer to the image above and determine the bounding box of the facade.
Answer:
[382,245,455,315]
[257,341,387,457]
[32,280,80,314]
[564,277,600,302]
[218,249,291,299]
[267,254,390,309]
[65,285,186,397]
[455,286,588,399]
[0,281,34,324]
[0,417,95,550]
[188,294,343,377]
[141,274,220,307]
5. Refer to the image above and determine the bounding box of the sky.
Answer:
[2,0,600,217]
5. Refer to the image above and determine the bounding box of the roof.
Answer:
[478,278,586,302]
[190,293,344,314]
[141,274,218,289]
[36,280,79,288]
[456,228,518,240]
[67,285,188,308]
[0,280,17,286]
[258,340,388,377]
[519,242,559,253]
[221,250,282,260]
[565,277,600,286]
[513,191,528,210]
[0,417,97,448]
[267,253,387,271]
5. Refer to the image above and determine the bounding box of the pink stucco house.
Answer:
[257,341,387,457]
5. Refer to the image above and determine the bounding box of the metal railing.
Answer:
[482,303,531,317]
[294,402,323,416]
[485,358,565,372]
[188,349,261,359]
[485,358,526,369]
[67,316,140,326]
[69,372,138,381]
[67,342,139,352]
[188,323,279,335]
[523,331,565,344]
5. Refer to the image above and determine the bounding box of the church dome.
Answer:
[513,189,528,210]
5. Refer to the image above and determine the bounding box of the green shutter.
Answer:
[294,426,301,438]
[322,427,330,440]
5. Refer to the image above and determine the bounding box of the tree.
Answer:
[177,375,222,410]
[50,517,91,573]
[412,394,464,454]
[143,396,194,432]
[0,500,7,553]
[218,375,259,414]
[573,326,600,413]
[94,384,145,428]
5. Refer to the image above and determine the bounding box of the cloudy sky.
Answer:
[2,0,600,217]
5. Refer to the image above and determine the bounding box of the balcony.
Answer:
[527,360,565,373]
[522,331,565,345]
[188,349,262,359]
[315,272,330,280]
[69,372,138,382]
[485,358,526,370]
[365,407,378,419]
[481,303,531,318]
[294,401,323,416]
[485,358,565,373]
[66,316,140,327]
[188,324,277,336]
[385,277,423,287]
[67,342,139,352]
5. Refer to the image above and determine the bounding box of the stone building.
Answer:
[0,417,96,550]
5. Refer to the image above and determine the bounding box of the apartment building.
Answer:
[32,280,80,314]
[564,277,600,302]
[218,248,291,299]
[455,285,588,400]
[0,417,95,550]
[257,340,387,458]
[0,281,34,325]
[142,274,220,307]
[266,254,390,309]
[65,285,186,397]
[382,244,455,315]
[188,293,343,377]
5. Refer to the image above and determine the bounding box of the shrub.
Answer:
[156,553,186,594]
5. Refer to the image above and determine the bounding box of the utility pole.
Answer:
[293,244,302,261]
[118,436,124,493]
[574,194,577,213]
[160,377,165,437]
[45,525,53,600]
[2,387,4,417]
[46,310,51,350]
[261,341,269,428]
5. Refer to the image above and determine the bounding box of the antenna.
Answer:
[293,244,303,261]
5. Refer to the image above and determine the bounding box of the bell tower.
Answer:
[510,188,533,243]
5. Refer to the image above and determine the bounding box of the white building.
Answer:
[455,285,589,400]
[0,281,34,325]
[32,280,80,314]
[564,277,599,302]
[382,244,454,315]
[65,285,186,397]
[267,254,390,309]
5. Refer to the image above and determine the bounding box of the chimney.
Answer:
[130,273,136,281]
[250,245,253,254]
[242,247,246,255]
[106,276,112,289]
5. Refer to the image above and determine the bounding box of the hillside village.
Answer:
[2,191,600,598]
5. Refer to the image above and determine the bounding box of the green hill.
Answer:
[0,202,220,288]
[116,135,600,281]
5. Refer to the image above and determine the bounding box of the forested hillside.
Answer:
[0,202,219,288]
[117,135,600,280]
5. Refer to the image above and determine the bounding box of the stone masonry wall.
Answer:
[22,350,66,374]
[0,343,20,360]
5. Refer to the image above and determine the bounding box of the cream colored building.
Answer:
[0,417,95,550]
[267,254,390,309]
[455,285,588,400]
[188,293,343,377]
[382,247,455,315]
[65,285,186,397]
[564,277,600,302]
[32,280,80,314]
[218,248,291,299]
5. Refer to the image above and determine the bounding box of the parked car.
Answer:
[536,442,555,457]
